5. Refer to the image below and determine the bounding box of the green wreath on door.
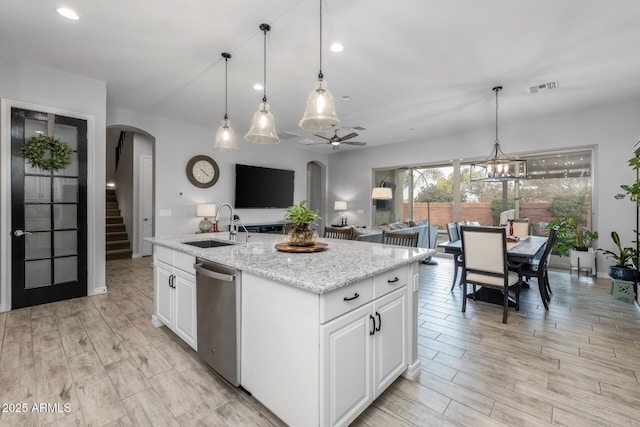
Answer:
[22,135,72,171]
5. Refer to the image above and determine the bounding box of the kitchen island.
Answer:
[147,232,432,427]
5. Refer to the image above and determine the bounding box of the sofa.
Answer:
[350,221,438,250]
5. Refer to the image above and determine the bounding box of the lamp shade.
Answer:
[196,204,216,218]
[371,187,392,200]
[299,79,340,132]
[214,119,238,151]
[245,102,279,144]
[334,201,347,211]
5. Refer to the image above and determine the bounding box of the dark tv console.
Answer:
[243,223,285,234]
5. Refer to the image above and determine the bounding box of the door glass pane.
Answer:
[54,257,77,284]
[25,204,51,231]
[54,123,78,150]
[25,232,51,259]
[54,205,77,229]
[25,259,51,289]
[53,178,77,202]
[24,176,51,202]
[54,230,76,256]
[24,119,49,175]
[55,152,78,177]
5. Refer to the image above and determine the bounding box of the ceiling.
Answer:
[2,0,640,153]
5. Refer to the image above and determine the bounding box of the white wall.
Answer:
[132,133,153,255]
[107,107,330,237]
[328,100,640,277]
[0,57,107,310]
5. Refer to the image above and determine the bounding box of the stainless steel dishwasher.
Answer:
[194,259,241,386]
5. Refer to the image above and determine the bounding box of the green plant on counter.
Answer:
[285,200,320,226]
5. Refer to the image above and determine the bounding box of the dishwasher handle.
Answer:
[194,263,236,282]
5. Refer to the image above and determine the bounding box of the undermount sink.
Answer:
[183,239,235,248]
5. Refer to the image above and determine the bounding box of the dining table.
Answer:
[438,235,548,306]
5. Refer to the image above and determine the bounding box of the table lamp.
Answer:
[196,204,216,233]
[334,201,347,226]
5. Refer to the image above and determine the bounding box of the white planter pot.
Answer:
[569,248,596,276]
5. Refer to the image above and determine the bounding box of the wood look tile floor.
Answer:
[1,256,640,426]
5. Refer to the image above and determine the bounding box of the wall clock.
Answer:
[186,155,220,188]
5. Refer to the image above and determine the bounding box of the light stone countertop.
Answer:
[147,232,433,294]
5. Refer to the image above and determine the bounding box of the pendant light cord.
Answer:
[260,24,270,103]
[223,53,230,120]
[318,0,323,80]
[495,87,499,144]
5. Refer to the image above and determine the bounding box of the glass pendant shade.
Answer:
[299,78,340,132]
[245,101,279,144]
[213,118,238,151]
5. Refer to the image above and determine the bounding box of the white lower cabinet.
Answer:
[321,287,406,427]
[153,247,197,350]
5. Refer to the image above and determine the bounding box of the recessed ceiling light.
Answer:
[56,7,80,20]
[34,130,44,134]
[252,83,263,91]
[330,42,344,53]
[339,95,351,101]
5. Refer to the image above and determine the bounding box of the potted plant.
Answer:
[285,200,320,247]
[600,231,637,281]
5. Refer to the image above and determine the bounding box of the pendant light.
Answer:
[245,23,279,144]
[214,52,239,151]
[471,86,527,182]
[299,0,340,132]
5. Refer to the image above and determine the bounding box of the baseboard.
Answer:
[151,314,164,328]
[88,286,107,296]
[402,360,422,381]
[132,253,142,258]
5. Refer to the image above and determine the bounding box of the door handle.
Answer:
[144,218,150,221]
[375,311,381,332]
[369,314,376,336]
[14,230,32,237]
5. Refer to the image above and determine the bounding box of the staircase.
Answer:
[106,189,132,260]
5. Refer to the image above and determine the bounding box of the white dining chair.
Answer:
[460,225,521,323]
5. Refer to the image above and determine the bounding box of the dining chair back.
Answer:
[324,226,353,240]
[510,218,531,237]
[518,226,558,310]
[460,225,521,323]
[447,223,463,290]
[447,223,460,242]
[382,230,419,247]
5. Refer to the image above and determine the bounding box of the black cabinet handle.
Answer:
[170,274,176,288]
[369,315,375,336]
[387,277,399,283]
[375,312,381,332]
[343,292,360,302]
[168,274,173,288]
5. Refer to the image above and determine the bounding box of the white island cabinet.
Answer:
[146,232,428,427]
[242,264,417,427]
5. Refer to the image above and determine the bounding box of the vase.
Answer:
[288,223,316,247]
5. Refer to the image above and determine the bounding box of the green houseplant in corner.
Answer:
[600,231,637,281]
[285,200,320,247]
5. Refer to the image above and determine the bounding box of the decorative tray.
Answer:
[275,242,328,253]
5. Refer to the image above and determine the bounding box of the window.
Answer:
[373,148,594,237]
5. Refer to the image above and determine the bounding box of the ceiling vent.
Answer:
[529,81,559,94]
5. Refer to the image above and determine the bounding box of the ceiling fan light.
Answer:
[245,102,279,144]
[214,119,238,151]
[299,78,340,132]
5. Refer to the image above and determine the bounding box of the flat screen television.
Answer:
[235,164,295,208]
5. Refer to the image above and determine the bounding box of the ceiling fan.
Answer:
[313,130,367,150]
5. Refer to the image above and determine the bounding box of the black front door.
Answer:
[11,107,88,309]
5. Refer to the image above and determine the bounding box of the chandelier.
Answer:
[471,86,527,182]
